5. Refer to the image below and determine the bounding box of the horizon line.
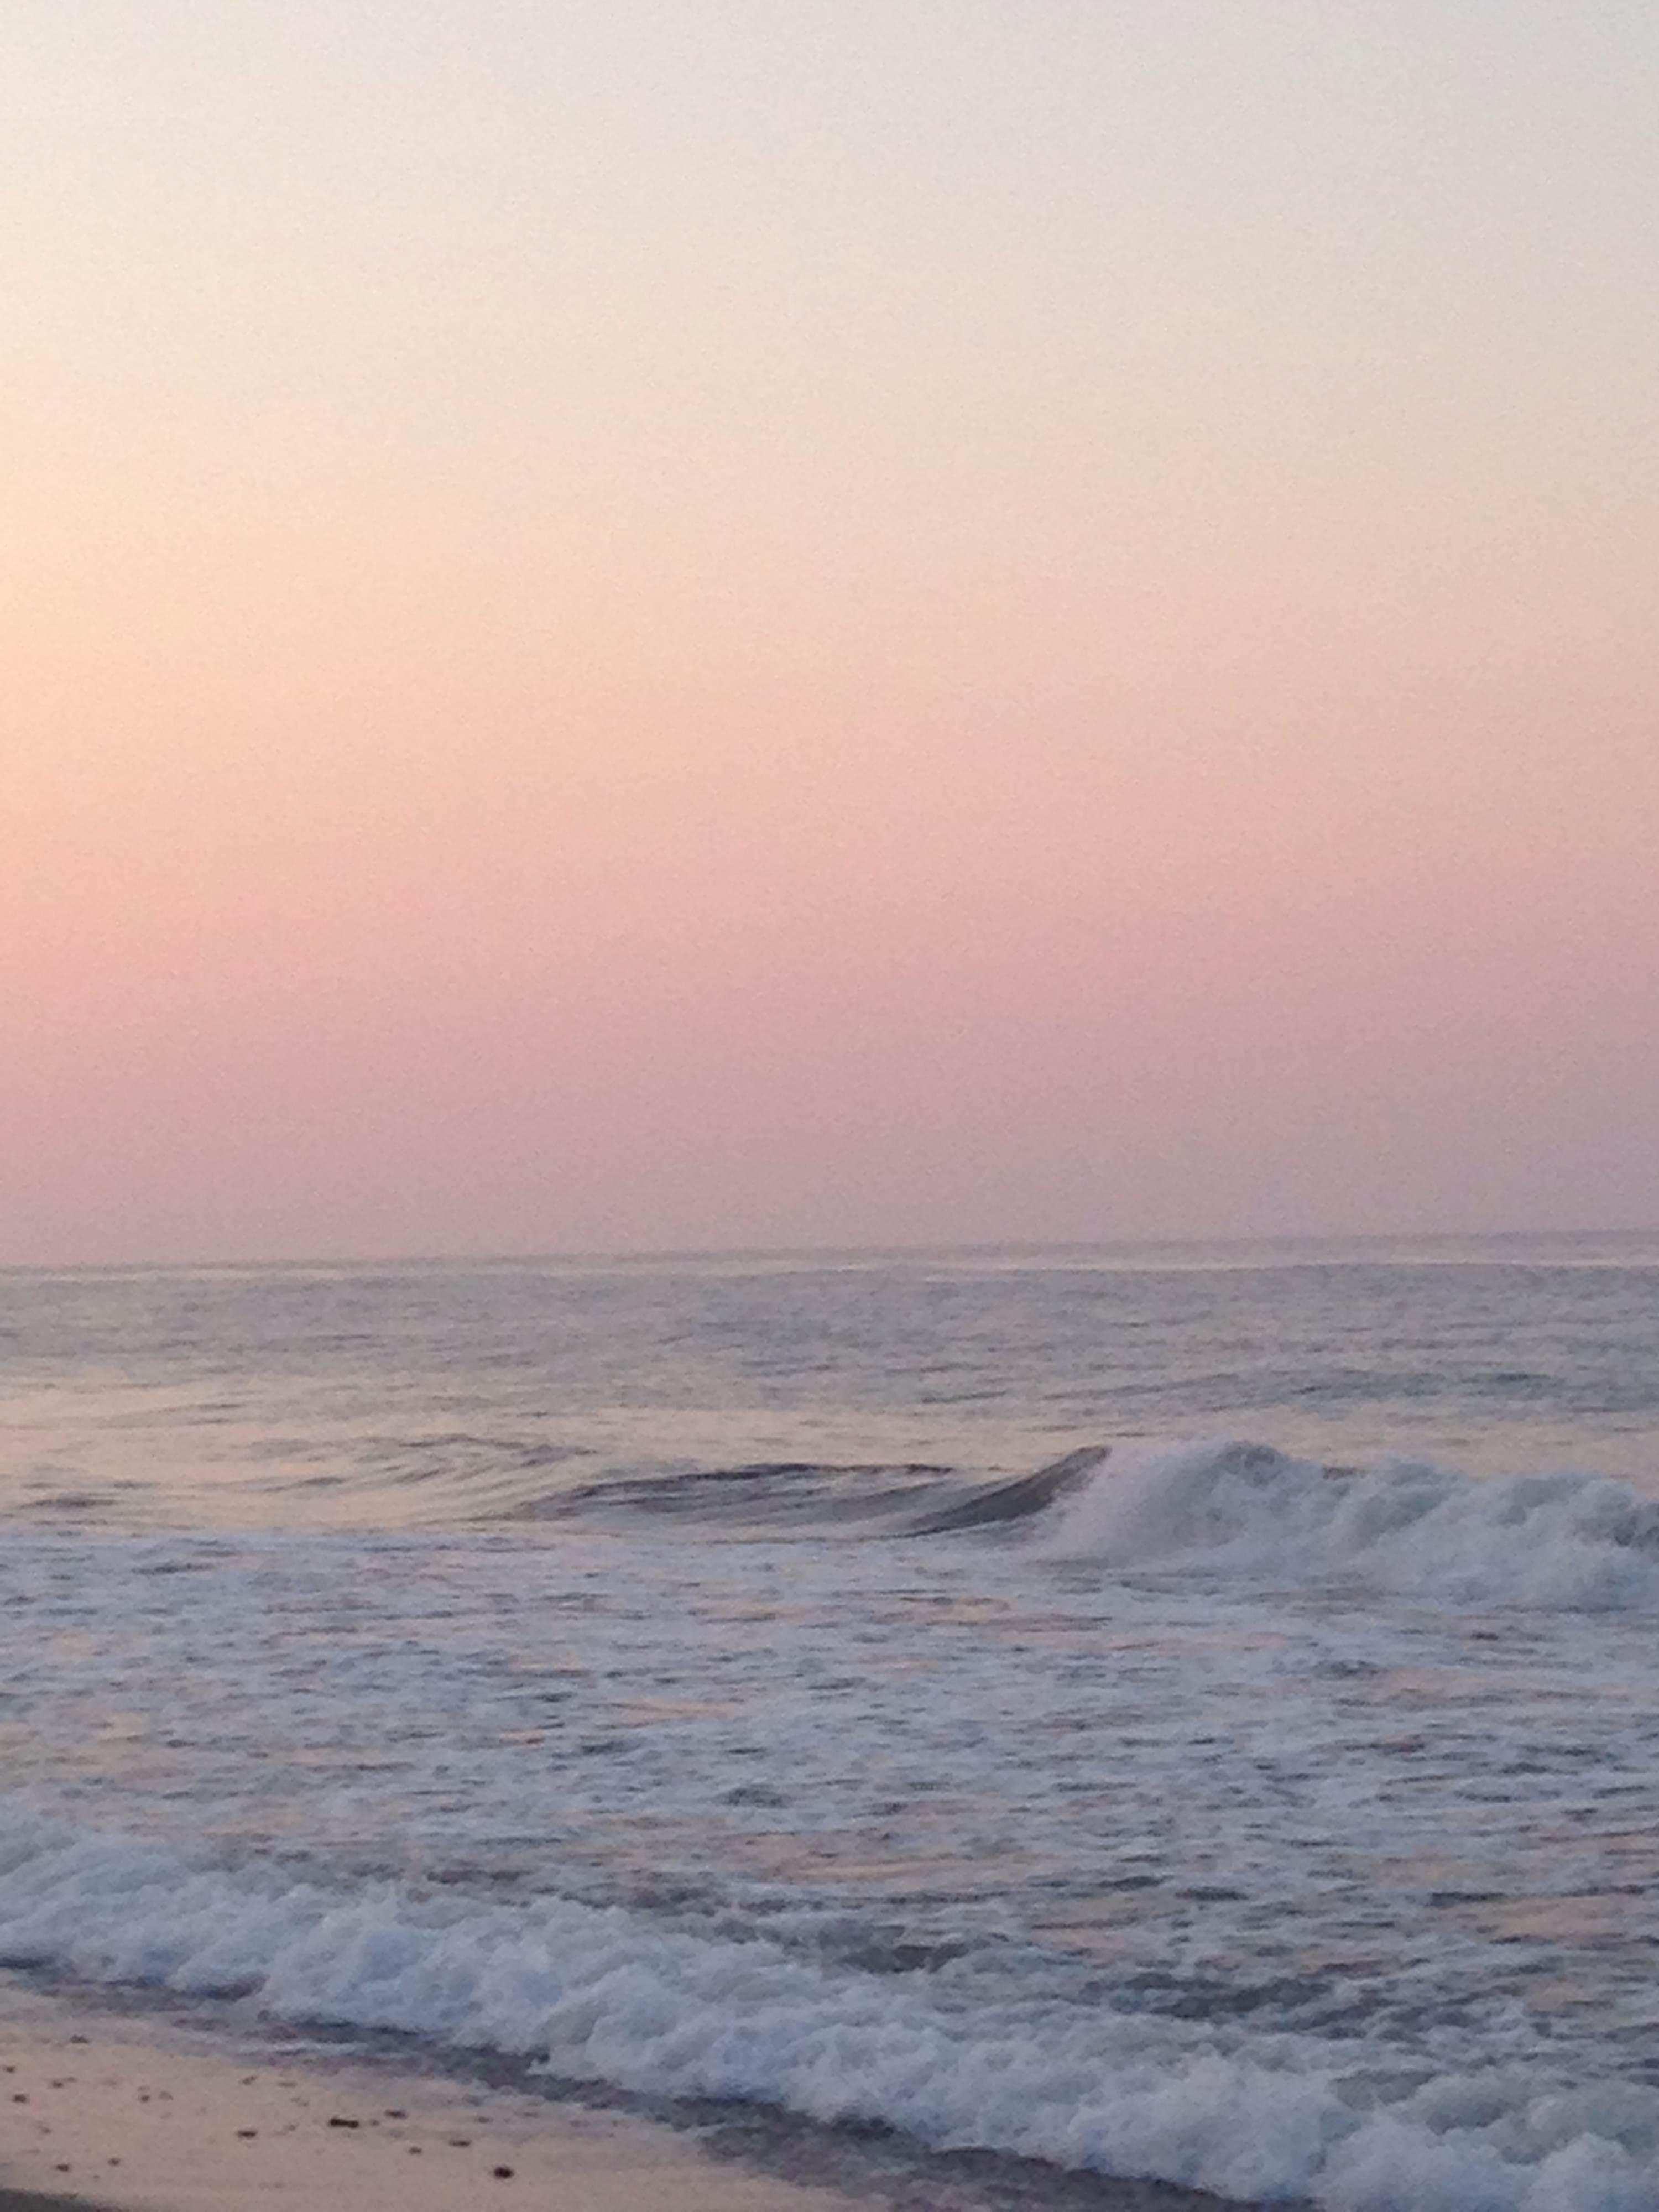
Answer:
[5,1224,1658,1278]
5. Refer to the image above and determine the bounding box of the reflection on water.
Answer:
[6,1525,1659,2081]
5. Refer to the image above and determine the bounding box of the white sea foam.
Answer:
[1,1814,1653,2212]
[1043,1442,1659,1610]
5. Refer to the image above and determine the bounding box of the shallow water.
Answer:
[3,1239,1658,2209]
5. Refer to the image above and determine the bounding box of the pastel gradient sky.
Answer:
[6,1,1657,1262]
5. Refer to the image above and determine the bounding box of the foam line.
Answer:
[1,1817,1653,2211]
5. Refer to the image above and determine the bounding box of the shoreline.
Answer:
[0,1983,861,2212]
[1,1979,1248,2212]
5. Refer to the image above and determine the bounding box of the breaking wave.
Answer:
[1045,1441,1659,1610]
[1,1814,1655,2211]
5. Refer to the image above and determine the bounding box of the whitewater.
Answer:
[4,1238,1658,2210]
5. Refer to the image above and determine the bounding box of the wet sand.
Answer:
[1,2194,114,2212]
[0,1994,861,2212]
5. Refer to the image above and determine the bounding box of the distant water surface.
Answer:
[5,1232,1658,1528]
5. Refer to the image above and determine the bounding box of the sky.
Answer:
[4,0,1657,1263]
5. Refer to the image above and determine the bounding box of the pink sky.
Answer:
[5,2,1656,1262]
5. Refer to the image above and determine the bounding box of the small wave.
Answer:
[535,1449,1108,1536]
[900,1446,1109,1533]
[1043,1441,1659,1610]
[0,1814,1652,2210]
[512,1460,961,1530]
[245,1435,601,1526]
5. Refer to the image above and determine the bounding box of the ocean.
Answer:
[3,1235,1658,2210]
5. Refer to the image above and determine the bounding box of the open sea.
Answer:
[4,1234,1659,2211]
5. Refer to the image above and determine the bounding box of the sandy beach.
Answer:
[0,1986,862,2212]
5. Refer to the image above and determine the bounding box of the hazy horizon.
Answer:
[9,1225,1659,1279]
[8,1,1656,1267]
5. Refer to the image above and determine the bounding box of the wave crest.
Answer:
[1043,1441,1659,1609]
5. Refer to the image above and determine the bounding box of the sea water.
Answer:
[3,1237,1658,2209]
